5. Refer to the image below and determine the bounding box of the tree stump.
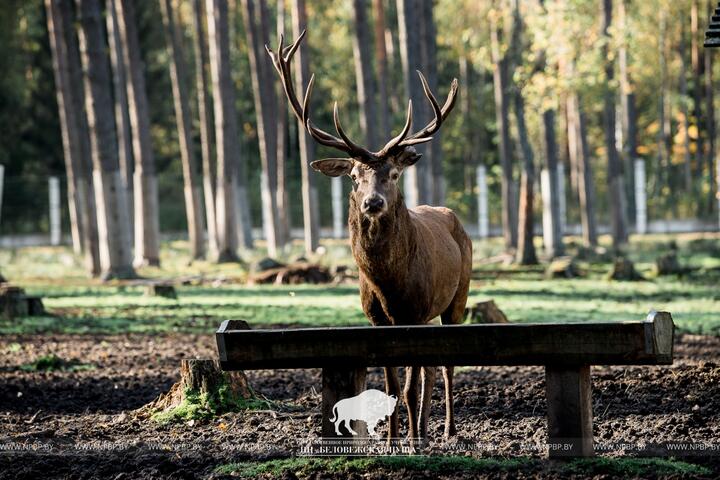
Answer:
[654,252,682,276]
[465,300,509,324]
[141,358,254,423]
[248,262,332,285]
[606,257,644,281]
[0,285,29,319]
[545,257,583,279]
[253,257,286,272]
[25,297,45,316]
[144,283,177,299]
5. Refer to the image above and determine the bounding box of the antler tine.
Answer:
[378,100,413,156]
[333,102,373,161]
[399,72,459,146]
[266,31,374,159]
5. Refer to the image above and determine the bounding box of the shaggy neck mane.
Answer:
[348,193,416,285]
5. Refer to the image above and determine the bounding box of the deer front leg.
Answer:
[404,366,420,444]
[384,366,401,441]
[418,366,437,443]
[442,366,456,438]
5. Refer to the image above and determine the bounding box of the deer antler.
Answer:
[267,33,459,163]
[265,31,376,162]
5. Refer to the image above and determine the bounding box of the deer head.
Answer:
[266,31,458,218]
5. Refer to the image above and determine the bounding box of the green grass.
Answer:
[18,354,95,372]
[214,456,711,478]
[151,384,270,424]
[1,234,719,335]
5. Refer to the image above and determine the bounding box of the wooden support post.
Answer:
[321,366,367,438]
[545,365,594,458]
[49,176,61,246]
[476,165,489,238]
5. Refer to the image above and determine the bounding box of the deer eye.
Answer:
[350,174,357,182]
[391,172,399,181]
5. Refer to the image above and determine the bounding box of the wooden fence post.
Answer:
[331,177,343,239]
[634,159,647,234]
[321,367,367,438]
[49,176,62,246]
[545,365,594,458]
[476,165,489,238]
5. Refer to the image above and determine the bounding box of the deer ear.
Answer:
[396,148,422,167]
[310,158,353,177]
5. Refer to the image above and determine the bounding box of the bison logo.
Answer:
[330,389,398,437]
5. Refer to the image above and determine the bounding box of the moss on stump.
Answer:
[140,359,264,424]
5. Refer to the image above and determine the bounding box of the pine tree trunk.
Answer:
[275,0,290,248]
[372,0,390,141]
[420,0,442,205]
[113,0,161,267]
[602,0,628,248]
[679,27,693,192]
[161,0,206,260]
[46,0,85,256]
[290,0,320,255]
[106,0,134,230]
[490,15,517,249]
[241,0,279,258]
[691,0,704,179]
[618,0,636,223]
[513,88,537,265]
[64,0,100,275]
[567,90,597,247]
[352,0,378,150]
[192,0,219,259]
[705,41,716,216]
[76,0,135,280]
[206,0,251,260]
[397,0,430,207]
[542,109,564,258]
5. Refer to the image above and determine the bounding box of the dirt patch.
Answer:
[0,333,718,479]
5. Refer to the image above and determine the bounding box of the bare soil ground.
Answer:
[0,333,718,479]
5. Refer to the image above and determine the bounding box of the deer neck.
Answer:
[348,194,416,283]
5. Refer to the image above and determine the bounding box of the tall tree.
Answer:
[113,0,161,266]
[160,0,206,260]
[566,88,598,247]
[275,0,290,248]
[347,0,379,237]
[106,0,133,223]
[192,0,219,258]
[241,0,280,256]
[46,0,100,275]
[691,0,704,179]
[705,32,716,216]
[397,0,431,207]
[206,0,252,260]
[420,0,443,205]
[76,0,135,280]
[510,1,537,265]
[490,5,517,249]
[290,0,320,254]
[602,0,628,247]
[372,0,391,139]
[618,0,637,220]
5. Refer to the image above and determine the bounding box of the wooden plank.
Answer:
[216,312,674,370]
[545,365,594,458]
[321,367,367,438]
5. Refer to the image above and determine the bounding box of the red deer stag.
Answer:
[266,31,471,443]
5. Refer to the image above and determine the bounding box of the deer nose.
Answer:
[362,195,385,214]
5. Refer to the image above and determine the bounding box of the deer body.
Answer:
[266,31,470,444]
